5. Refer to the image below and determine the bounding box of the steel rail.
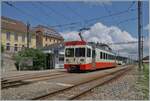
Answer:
[69,67,132,100]
[32,65,132,100]
[2,73,74,89]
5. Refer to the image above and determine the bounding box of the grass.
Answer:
[137,63,149,100]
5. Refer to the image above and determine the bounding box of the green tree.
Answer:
[14,48,46,70]
[1,44,4,53]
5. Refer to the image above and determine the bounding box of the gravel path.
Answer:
[77,66,147,100]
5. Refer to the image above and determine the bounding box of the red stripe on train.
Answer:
[64,62,116,71]
[65,41,86,46]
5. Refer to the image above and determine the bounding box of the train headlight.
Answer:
[80,59,85,63]
[66,59,69,62]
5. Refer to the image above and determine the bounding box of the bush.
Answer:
[14,48,46,70]
[1,44,4,53]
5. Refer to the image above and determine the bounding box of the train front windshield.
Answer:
[75,48,85,57]
[65,48,85,57]
[65,48,74,57]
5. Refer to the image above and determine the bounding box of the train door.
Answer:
[92,49,96,69]
[46,53,55,69]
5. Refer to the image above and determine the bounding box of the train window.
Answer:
[75,48,85,57]
[106,54,107,60]
[110,55,112,60]
[65,48,74,57]
[108,55,109,60]
[87,48,91,57]
[103,53,105,59]
[92,50,96,58]
[112,55,114,60]
[100,52,103,59]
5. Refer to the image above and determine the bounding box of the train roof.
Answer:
[65,41,112,52]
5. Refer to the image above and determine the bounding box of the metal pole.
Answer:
[27,22,30,48]
[138,1,142,69]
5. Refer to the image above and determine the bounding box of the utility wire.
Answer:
[107,41,139,45]
[35,2,63,24]
[38,2,72,21]
[63,3,86,25]
[4,1,50,26]
[51,8,137,28]
[86,1,136,26]
[4,1,138,31]
[87,8,136,23]
[102,2,115,22]
[50,2,137,28]
[127,1,136,11]
[30,2,52,19]
[116,17,138,25]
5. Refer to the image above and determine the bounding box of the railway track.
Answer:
[1,72,74,89]
[2,70,65,81]
[32,66,132,100]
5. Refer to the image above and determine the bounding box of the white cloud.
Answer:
[60,22,148,59]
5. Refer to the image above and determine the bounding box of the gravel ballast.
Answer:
[77,66,148,100]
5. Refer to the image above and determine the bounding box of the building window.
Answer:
[45,44,47,47]
[6,32,10,41]
[22,45,25,48]
[22,34,25,42]
[6,43,10,51]
[14,44,18,51]
[14,33,18,41]
[46,36,48,41]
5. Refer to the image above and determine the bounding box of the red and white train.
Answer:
[64,41,117,72]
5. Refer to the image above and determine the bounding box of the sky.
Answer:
[1,0,149,59]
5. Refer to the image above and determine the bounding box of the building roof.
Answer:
[1,16,31,33]
[33,25,64,40]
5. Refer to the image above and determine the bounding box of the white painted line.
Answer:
[56,82,74,87]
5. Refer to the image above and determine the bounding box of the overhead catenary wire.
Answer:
[102,2,116,23]
[50,8,137,28]
[116,17,138,25]
[106,41,140,45]
[127,1,136,11]
[4,1,138,31]
[34,2,63,24]
[4,1,50,26]
[38,2,72,22]
[30,2,52,19]
[44,2,138,29]
[63,3,86,27]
